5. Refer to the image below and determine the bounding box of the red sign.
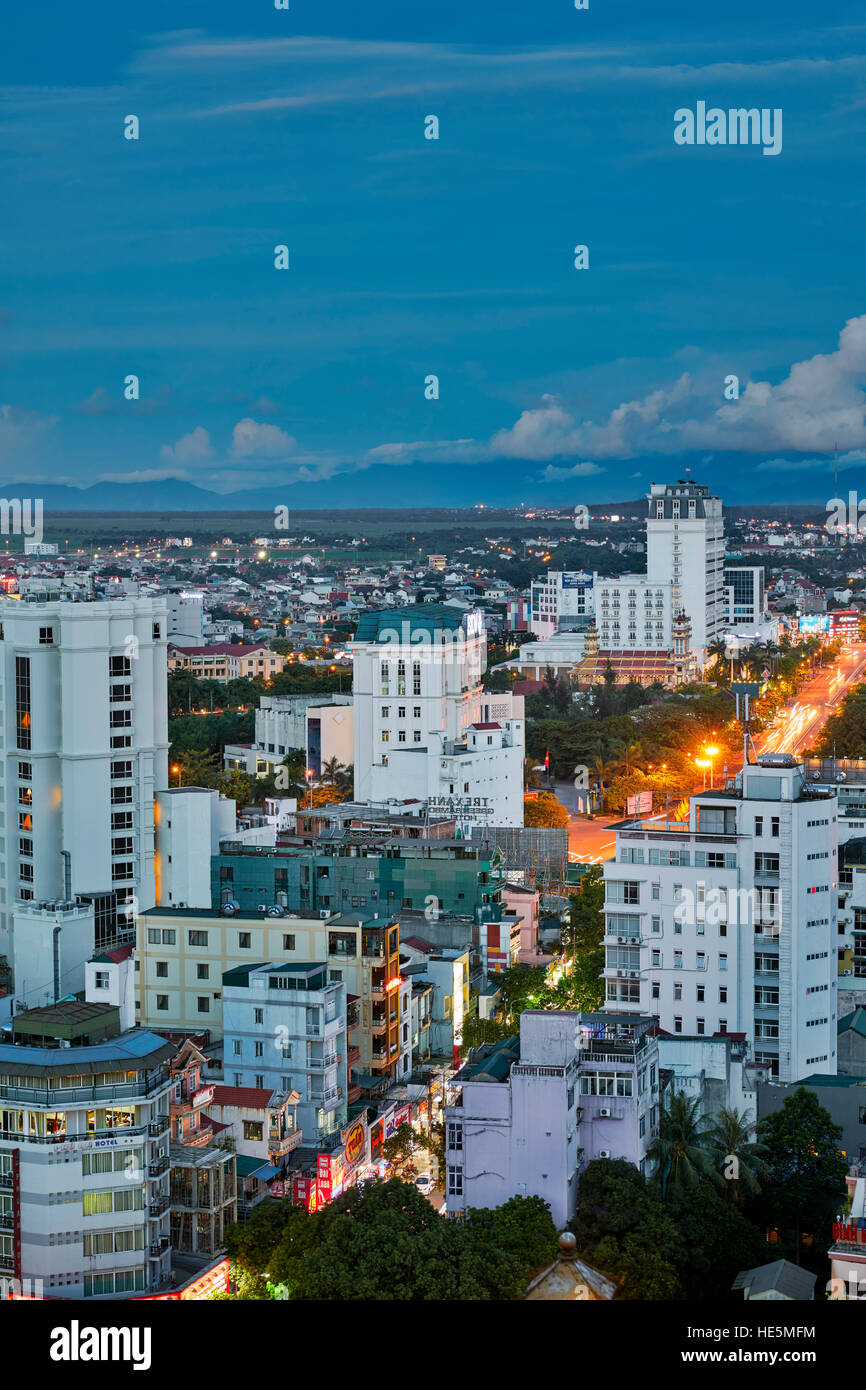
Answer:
[344,1122,365,1168]
[833,1222,866,1245]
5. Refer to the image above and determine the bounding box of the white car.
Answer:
[415,1173,434,1196]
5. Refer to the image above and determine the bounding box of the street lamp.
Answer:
[695,758,711,791]
[172,764,182,787]
[704,745,719,789]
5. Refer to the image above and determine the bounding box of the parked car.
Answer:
[415,1173,434,1196]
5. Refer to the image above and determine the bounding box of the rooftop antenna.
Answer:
[834,440,841,549]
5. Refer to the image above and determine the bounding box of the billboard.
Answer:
[562,572,594,589]
[799,615,830,634]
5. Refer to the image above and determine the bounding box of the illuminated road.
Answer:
[566,644,866,864]
[754,643,866,759]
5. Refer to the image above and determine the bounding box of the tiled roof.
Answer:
[209,1085,274,1109]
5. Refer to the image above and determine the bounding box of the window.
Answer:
[697,984,705,1002]
[447,1169,463,1197]
[381,706,389,718]
[255,1041,264,1058]
[155,961,168,978]
[696,1018,705,1035]
[156,995,168,1011]
[771,817,780,838]
[243,1121,264,1141]
[719,954,728,971]
[197,996,210,1013]
[110,655,132,677]
[413,730,421,742]
[283,933,295,951]
[254,1007,264,1024]
[651,980,660,1000]
[39,626,54,645]
[233,1040,242,1056]
[238,931,251,950]
[15,656,31,750]
[152,623,161,640]
[446,1123,463,1150]
[674,1017,682,1034]
[197,963,209,980]
[188,930,208,947]
[755,816,763,837]
[254,1074,264,1088]
[413,706,421,718]
[719,987,727,1003]
[94,971,110,990]
[674,983,682,1000]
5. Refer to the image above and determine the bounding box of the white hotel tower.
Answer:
[646,479,725,661]
[602,757,838,1082]
[350,605,525,828]
[0,595,169,997]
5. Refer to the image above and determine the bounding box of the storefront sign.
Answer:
[344,1122,365,1168]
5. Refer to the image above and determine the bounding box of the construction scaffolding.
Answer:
[471,826,569,912]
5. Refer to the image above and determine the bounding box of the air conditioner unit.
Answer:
[598,1149,612,1159]
[318,910,331,919]
[257,903,268,912]
[599,1107,612,1117]
[618,936,625,944]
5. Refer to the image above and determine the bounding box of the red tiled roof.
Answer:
[101,944,135,964]
[209,1085,274,1109]
[402,936,434,953]
[472,722,501,730]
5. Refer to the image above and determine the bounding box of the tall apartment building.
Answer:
[0,594,168,977]
[646,480,725,659]
[350,606,525,828]
[0,1002,174,1301]
[529,572,595,639]
[222,961,347,1143]
[602,757,838,1081]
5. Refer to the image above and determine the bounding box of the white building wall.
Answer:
[0,596,168,972]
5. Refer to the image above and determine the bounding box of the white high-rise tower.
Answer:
[0,595,169,977]
[646,480,724,660]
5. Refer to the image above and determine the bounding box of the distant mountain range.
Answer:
[0,455,842,513]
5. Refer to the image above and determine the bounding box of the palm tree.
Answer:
[590,755,618,812]
[613,740,644,776]
[704,1106,769,1205]
[647,1092,720,1199]
[321,756,347,786]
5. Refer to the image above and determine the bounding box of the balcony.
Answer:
[148,1116,170,1138]
[149,1237,170,1257]
[268,1129,303,1157]
[346,1044,361,1065]
[149,1196,169,1217]
[371,1017,387,1033]
[148,1156,169,1178]
[346,1083,361,1105]
[0,1211,13,1230]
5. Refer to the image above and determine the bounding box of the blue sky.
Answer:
[3,1,866,504]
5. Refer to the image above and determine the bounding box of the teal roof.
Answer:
[235,1154,264,1177]
[353,605,467,643]
[455,1036,520,1083]
[793,1073,866,1088]
[838,1007,866,1039]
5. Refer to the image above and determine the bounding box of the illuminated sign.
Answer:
[799,615,830,634]
[463,611,484,640]
[562,572,593,589]
[386,976,402,993]
[344,1122,365,1168]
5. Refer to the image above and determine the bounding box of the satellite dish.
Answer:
[267,905,285,917]
[221,900,240,915]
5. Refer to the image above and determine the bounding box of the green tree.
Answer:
[523,791,569,829]
[571,1159,683,1300]
[647,1092,720,1200]
[756,1088,848,1265]
[704,1106,769,1206]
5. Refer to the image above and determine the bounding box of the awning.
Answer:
[251,1163,283,1181]
[235,1155,264,1178]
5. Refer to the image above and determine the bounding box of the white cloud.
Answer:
[541,460,604,481]
[159,425,212,464]
[483,315,866,462]
[231,417,296,458]
[0,404,57,460]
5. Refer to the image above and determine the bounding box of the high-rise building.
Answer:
[0,595,168,977]
[646,480,725,659]
[602,757,838,1082]
[350,605,524,828]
